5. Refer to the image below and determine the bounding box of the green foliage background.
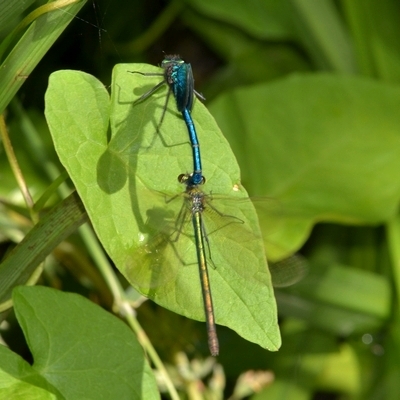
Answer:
[1,0,400,399]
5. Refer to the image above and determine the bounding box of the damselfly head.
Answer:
[162,54,183,64]
[178,173,206,186]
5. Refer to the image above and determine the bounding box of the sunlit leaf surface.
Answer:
[45,65,281,351]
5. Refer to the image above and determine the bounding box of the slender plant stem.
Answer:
[0,114,36,221]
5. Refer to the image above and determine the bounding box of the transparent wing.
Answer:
[125,190,273,296]
[269,254,309,288]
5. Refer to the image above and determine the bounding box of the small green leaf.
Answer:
[11,286,158,399]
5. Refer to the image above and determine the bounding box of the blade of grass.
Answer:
[0,191,88,307]
[0,0,36,37]
[291,0,357,72]
[0,0,87,114]
[386,216,400,309]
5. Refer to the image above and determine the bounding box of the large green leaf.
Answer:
[0,286,158,399]
[209,73,400,259]
[44,65,281,352]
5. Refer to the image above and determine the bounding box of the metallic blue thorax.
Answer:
[163,58,194,112]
